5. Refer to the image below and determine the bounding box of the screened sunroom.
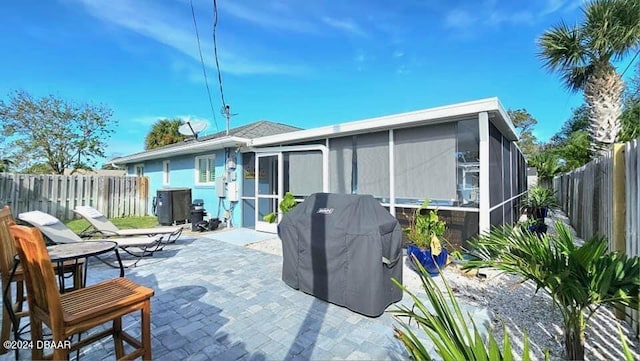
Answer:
[238,98,527,246]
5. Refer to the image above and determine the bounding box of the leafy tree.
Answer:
[23,163,56,175]
[100,162,122,170]
[556,131,593,170]
[619,100,640,142]
[0,90,115,174]
[527,151,561,187]
[0,158,12,172]
[549,106,590,145]
[548,106,594,170]
[619,63,640,142]
[144,118,186,150]
[538,0,640,155]
[507,109,540,159]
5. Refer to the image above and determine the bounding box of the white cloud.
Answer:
[393,50,404,58]
[170,61,207,85]
[444,0,583,34]
[321,17,367,37]
[539,0,586,16]
[487,11,534,26]
[396,65,410,75]
[221,1,317,33]
[540,0,566,16]
[129,115,167,127]
[354,51,366,72]
[444,9,477,29]
[71,0,308,76]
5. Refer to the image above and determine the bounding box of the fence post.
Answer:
[613,144,626,253]
[612,143,626,320]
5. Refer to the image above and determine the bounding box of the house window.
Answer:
[134,164,144,177]
[163,161,170,185]
[195,155,215,185]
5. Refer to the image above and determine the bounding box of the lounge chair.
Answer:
[18,211,163,267]
[73,205,183,243]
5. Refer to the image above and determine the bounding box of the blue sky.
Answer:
[1,0,637,164]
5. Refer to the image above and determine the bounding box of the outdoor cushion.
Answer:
[18,211,59,226]
[74,205,103,219]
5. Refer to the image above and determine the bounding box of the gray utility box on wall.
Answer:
[155,188,192,225]
[278,193,403,317]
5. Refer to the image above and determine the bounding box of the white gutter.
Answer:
[111,136,250,164]
[249,97,517,147]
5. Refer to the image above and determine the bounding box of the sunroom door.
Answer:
[255,153,282,233]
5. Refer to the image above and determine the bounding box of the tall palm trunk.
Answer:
[564,311,586,361]
[583,64,624,156]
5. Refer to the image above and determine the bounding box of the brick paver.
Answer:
[1,231,490,360]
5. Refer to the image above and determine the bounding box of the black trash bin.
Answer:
[190,199,206,231]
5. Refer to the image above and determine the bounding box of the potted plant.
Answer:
[520,186,558,224]
[518,216,548,236]
[263,192,297,223]
[404,199,448,276]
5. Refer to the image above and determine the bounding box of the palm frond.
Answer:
[391,257,536,360]
[584,0,640,60]
[538,21,587,80]
[562,64,596,91]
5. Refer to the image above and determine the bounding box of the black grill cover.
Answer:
[278,193,403,317]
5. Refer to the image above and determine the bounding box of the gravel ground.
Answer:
[246,212,640,360]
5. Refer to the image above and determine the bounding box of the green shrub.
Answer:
[391,258,543,360]
[464,222,640,360]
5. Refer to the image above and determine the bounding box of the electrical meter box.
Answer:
[216,177,226,198]
[227,181,239,201]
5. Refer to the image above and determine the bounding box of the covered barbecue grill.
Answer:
[278,193,403,317]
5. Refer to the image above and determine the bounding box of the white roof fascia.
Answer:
[494,98,519,141]
[111,136,249,165]
[250,97,516,146]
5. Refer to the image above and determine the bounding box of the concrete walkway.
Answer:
[1,231,489,360]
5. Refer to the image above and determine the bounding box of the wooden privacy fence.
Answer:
[553,151,614,243]
[0,173,149,220]
[553,139,640,334]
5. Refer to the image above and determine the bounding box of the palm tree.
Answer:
[538,0,640,155]
[144,118,186,150]
[527,151,561,187]
[464,223,640,360]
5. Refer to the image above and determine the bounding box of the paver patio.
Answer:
[1,230,489,360]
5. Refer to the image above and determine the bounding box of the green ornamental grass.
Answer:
[391,257,543,361]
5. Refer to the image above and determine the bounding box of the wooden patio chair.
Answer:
[9,224,154,360]
[0,206,28,355]
[0,206,85,356]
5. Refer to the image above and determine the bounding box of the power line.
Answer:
[621,48,640,77]
[212,0,226,109]
[189,0,219,131]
